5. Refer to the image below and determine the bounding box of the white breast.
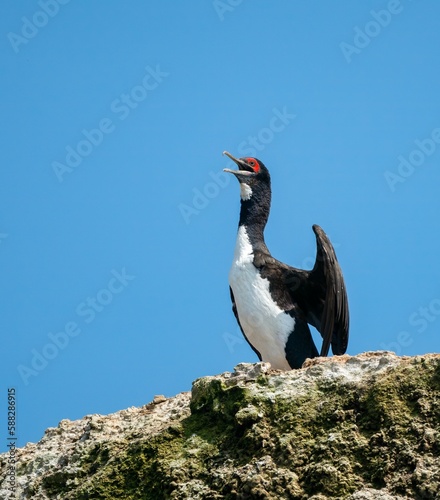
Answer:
[229,226,294,370]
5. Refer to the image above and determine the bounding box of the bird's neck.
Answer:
[237,189,271,253]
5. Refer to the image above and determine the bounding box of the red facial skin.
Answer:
[245,158,260,173]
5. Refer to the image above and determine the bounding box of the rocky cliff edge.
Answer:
[1,351,440,499]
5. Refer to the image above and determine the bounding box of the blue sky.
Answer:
[1,0,440,452]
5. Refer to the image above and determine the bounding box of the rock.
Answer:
[0,351,439,499]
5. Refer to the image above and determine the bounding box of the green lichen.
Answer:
[13,354,440,499]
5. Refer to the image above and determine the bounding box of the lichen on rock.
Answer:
[1,351,439,499]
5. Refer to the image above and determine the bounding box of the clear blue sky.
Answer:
[1,1,440,451]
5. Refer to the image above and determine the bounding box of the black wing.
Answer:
[282,224,349,357]
[229,287,262,361]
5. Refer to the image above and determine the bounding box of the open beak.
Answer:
[223,151,255,176]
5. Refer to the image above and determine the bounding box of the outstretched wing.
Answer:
[282,225,349,357]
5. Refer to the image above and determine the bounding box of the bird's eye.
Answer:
[246,158,260,173]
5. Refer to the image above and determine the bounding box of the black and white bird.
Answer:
[223,151,349,370]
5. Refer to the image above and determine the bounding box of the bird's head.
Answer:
[223,151,270,201]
